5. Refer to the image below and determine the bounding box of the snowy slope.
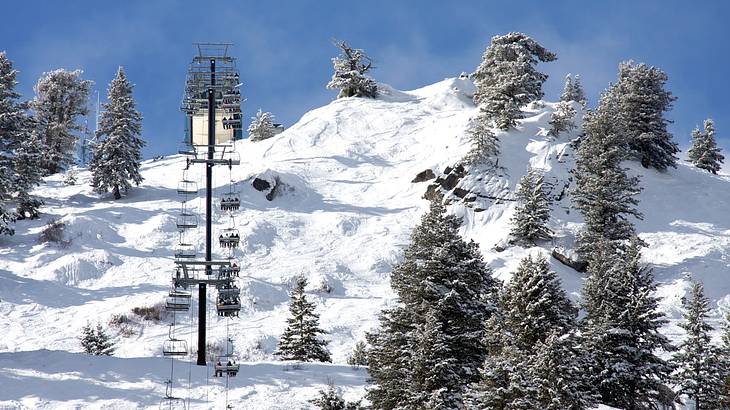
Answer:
[1,77,729,409]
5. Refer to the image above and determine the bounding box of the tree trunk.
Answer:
[113,185,121,200]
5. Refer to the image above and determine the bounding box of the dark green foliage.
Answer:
[608,61,679,171]
[310,382,362,410]
[510,169,552,245]
[31,68,92,175]
[347,341,368,368]
[580,239,673,409]
[572,93,642,259]
[473,32,557,130]
[672,281,726,409]
[79,322,115,356]
[90,67,144,200]
[688,118,724,174]
[367,198,498,409]
[274,276,331,363]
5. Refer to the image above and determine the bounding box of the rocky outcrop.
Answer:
[551,247,588,273]
[411,169,436,183]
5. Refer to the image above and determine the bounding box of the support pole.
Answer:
[197,57,216,366]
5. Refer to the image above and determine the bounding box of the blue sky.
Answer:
[3,1,729,159]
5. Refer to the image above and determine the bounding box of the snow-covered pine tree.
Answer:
[672,281,726,409]
[89,67,144,200]
[463,113,500,166]
[572,75,587,105]
[0,51,42,234]
[274,275,331,363]
[530,331,598,410]
[248,109,276,142]
[472,32,557,130]
[347,340,368,368]
[560,74,574,103]
[79,322,115,355]
[510,169,552,245]
[688,118,724,174]
[310,382,362,410]
[572,92,642,259]
[31,69,92,175]
[609,61,678,171]
[580,239,673,409]
[367,198,498,409]
[326,40,377,99]
[548,101,577,137]
[502,254,576,350]
[560,74,587,105]
[465,345,540,410]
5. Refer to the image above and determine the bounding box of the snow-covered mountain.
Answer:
[1,77,728,409]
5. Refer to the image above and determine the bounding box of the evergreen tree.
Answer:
[560,74,586,105]
[530,332,598,410]
[248,109,277,142]
[572,93,642,259]
[0,51,42,234]
[347,340,368,368]
[560,75,574,103]
[473,32,557,130]
[367,198,498,409]
[510,169,552,245]
[502,254,576,350]
[581,239,673,409]
[548,101,577,137]
[463,114,500,166]
[31,68,92,175]
[89,67,145,200]
[12,131,44,220]
[672,281,725,409]
[688,118,724,174]
[465,345,540,410]
[79,322,115,355]
[274,276,331,363]
[310,382,362,410]
[609,61,678,170]
[326,40,377,99]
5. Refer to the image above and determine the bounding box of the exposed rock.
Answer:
[411,169,436,183]
[551,247,588,273]
[453,187,469,199]
[252,178,271,192]
[423,184,441,201]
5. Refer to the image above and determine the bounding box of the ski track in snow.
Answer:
[0,77,728,408]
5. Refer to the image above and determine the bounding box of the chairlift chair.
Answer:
[165,295,191,312]
[176,212,198,230]
[218,228,240,248]
[220,195,240,212]
[174,243,196,259]
[218,258,240,277]
[213,355,240,377]
[169,287,192,299]
[162,333,188,357]
[159,380,186,410]
[177,180,198,195]
[216,291,241,317]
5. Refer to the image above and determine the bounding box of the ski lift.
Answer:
[221,117,242,130]
[169,286,192,299]
[220,195,240,212]
[176,212,198,230]
[218,258,240,278]
[213,355,240,377]
[177,180,198,195]
[216,287,241,317]
[159,380,186,410]
[162,326,188,357]
[218,228,240,248]
[166,295,191,312]
[174,243,196,259]
[219,150,240,166]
